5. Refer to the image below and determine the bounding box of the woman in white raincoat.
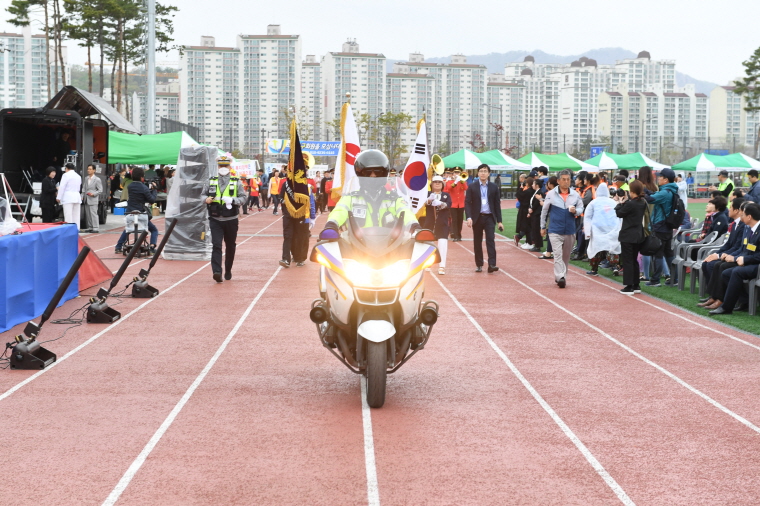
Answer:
[583,183,622,276]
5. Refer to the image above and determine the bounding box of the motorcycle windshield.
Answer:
[342,176,416,257]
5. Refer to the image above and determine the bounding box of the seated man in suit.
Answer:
[465,164,504,273]
[709,203,760,315]
[698,198,746,308]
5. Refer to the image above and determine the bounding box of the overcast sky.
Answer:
[0,0,757,85]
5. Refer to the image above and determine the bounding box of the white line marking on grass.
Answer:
[454,241,760,437]
[360,377,381,506]
[0,236,257,403]
[431,273,635,506]
[102,266,282,506]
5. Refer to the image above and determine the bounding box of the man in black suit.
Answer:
[710,203,760,315]
[466,164,504,273]
[698,198,746,308]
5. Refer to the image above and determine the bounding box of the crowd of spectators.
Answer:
[515,166,760,312]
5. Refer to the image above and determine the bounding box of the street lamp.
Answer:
[483,103,504,150]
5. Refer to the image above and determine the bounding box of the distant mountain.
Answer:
[387,48,718,95]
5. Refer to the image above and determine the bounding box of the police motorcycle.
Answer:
[309,154,440,408]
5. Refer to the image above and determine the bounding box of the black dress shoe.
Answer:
[699,297,711,303]
[487,265,499,273]
[557,277,566,288]
[734,303,749,312]
[224,272,232,280]
[709,307,731,315]
[213,272,223,283]
[475,266,483,272]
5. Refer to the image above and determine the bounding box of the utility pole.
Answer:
[146,0,156,134]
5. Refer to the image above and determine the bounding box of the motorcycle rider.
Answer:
[323,150,418,231]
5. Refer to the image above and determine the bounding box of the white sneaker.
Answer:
[521,243,533,250]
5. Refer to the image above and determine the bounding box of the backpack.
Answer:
[663,188,686,230]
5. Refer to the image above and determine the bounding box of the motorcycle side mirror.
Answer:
[415,229,436,242]
[319,228,340,241]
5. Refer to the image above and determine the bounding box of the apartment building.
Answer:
[386,71,436,148]
[393,53,487,153]
[485,75,524,150]
[597,83,708,157]
[179,26,300,152]
[179,36,239,148]
[300,55,321,141]
[0,27,68,108]
[237,25,301,151]
[132,81,181,135]
[709,84,759,150]
[501,52,677,153]
[321,40,385,142]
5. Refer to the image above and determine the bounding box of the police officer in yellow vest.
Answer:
[323,150,418,232]
[203,156,247,283]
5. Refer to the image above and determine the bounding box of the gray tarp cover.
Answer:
[163,146,217,260]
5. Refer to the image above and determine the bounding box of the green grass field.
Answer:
[495,202,760,335]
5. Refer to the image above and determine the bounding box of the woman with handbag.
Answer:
[615,180,649,295]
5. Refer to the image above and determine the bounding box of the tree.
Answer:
[274,105,312,140]
[325,117,341,141]
[435,140,451,157]
[734,46,760,157]
[467,133,487,153]
[376,112,412,169]
[356,112,375,147]
[231,148,246,159]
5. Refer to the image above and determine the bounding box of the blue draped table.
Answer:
[0,223,80,333]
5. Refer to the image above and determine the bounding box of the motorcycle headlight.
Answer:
[343,259,410,287]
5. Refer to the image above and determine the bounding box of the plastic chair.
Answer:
[747,268,760,316]
[692,244,724,296]
[672,232,722,290]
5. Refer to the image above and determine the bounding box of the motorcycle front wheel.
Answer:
[366,340,387,408]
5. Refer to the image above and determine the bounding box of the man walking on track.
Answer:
[541,169,584,288]
[81,164,103,233]
[465,164,503,273]
[203,156,247,283]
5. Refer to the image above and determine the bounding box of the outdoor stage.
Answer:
[1,209,760,504]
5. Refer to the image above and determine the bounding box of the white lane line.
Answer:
[0,235,257,403]
[455,242,760,436]
[102,266,282,506]
[430,274,635,506]
[360,377,381,506]
[253,214,283,235]
[504,239,760,352]
[110,259,146,275]
[0,263,207,403]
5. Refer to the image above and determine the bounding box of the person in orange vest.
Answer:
[248,176,261,211]
[445,167,468,241]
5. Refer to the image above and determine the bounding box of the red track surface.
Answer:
[2,207,760,505]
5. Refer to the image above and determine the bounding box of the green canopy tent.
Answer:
[672,152,760,172]
[585,152,670,171]
[517,152,596,172]
[442,149,484,170]
[478,150,531,169]
[107,131,201,165]
[442,149,531,170]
